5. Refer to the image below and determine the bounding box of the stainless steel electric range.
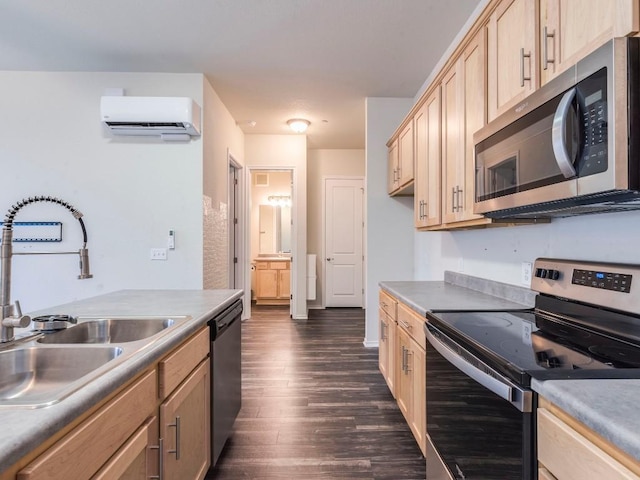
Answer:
[424,258,640,480]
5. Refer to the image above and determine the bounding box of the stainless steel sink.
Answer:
[37,317,185,344]
[0,346,123,408]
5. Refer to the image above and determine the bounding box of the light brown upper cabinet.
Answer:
[540,0,640,85]
[441,59,464,224]
[414,87,441,229]
[387,139,399,194]
[442,30,488,226]
[487,0,538,122]
[388,120,415,196]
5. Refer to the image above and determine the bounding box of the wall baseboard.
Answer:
[363,339,378,348]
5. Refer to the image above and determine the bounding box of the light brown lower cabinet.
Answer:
[537,397,640,480]
[12,326,211,480]
[378,289,426,456]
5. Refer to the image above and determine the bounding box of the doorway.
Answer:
[323,177,364,307]
[248,169,294,315]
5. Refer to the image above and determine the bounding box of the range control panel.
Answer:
[571,269,632,293]
[531,258,639,314]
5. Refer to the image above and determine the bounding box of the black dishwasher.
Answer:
[209,298,243,466]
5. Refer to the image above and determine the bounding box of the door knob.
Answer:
[326,257,334,261]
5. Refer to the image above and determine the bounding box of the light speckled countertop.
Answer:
[0,289,242,474]
[532,378,640,461]
[381,275,640,463]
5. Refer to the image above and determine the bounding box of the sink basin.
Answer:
[0,346,122,408]
[37,317,184,344]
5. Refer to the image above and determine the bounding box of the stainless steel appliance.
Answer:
[474,38,640,218]
[425,258,640,480]
[209,298,243,466]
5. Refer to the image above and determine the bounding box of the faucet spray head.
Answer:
[78,248,93,279]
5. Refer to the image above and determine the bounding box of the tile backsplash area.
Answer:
[203,195,229,289]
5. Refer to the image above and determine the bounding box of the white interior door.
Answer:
[324,177,364,307]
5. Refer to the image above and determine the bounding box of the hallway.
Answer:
[207,306,426,479]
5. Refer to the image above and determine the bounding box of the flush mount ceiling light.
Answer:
[287,118,310,133]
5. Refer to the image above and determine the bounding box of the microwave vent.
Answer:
[484,191,640,219]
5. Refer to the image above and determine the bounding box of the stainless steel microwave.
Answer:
[474,37,640,219]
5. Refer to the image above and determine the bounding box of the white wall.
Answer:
[415,211,640,284]
[202,78,245,291]
[307,149,365,308]
[0,71,212,314]
[364,98,414,346]
[244,135,308,319]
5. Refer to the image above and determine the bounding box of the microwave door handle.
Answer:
[425,327,513,402]
[552,87,578,178]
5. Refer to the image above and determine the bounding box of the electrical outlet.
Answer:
[521,262,532,285]
[150,248,167,260]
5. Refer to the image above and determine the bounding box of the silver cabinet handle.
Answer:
[168,416,181,460]
[149,437,164,480]
[406,349,413,373]
[520,48,531,87]
[451,187,457,213]
[456,187,463,212]
[380,319,387,341]
[398,319,412,331]
[542,26,555,70]
[552,87,578,178]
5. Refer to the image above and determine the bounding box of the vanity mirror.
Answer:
[259,203,291,254]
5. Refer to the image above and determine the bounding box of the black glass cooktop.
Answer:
[427,309,640,386]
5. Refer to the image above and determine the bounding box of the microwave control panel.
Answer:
[577,67,608,176]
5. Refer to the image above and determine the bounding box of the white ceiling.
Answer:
[0,0,481,149]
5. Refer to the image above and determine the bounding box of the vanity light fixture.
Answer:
[267,195,292,207]
[287,118,310,133]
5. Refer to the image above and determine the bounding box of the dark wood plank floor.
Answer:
[206,305,426,480]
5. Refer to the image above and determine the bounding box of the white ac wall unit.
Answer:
[100,96,201,140]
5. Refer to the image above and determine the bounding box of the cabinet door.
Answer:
[461,29,486,221]
[256,268,278,299]
[277,268,291,299]
[378,309,390,383]
[540,0,639,85]
[388,140,399,193]
[441,60,464,224]
[414,87,441,229]
[161,359,210,480]
[409,343,426,456]
[487,0,538,121]
[93,416,158,480]
[395,327,412,422]
[398,120,415,188]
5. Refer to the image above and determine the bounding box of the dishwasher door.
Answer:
[210,299,242,466]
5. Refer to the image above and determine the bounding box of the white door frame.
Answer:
[322,175,365,308]
[244,167,296,320]
[228,150,248,318]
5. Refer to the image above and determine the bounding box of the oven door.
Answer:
[424,322,534,480]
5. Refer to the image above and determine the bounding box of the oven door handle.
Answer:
[425,326,514,403]
[551,87,578,179]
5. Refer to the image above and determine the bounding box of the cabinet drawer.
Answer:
[271,261,289,270]
[379,290,397,320]
[159,327,209,398]
[255,262,269,270]
[537,407,640,480]
[397,302,426,350]
[18,369,157,480]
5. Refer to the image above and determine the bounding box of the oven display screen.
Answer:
[572,269,632,293]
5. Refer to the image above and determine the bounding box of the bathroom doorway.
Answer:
[248,169,293,315]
